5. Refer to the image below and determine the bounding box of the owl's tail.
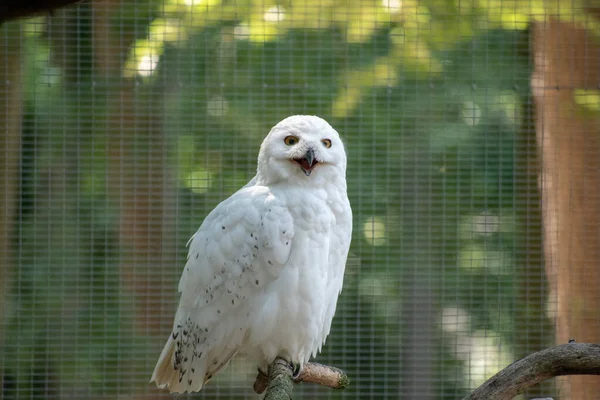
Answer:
[150,332,235,393]
[151,314,246,393]
[150,335,207,393]
[150,336,179,390]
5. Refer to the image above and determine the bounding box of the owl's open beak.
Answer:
[294,148,318,176]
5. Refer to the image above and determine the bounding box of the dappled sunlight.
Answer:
[363,216,388,247]
[176,135,221,195]
[233,23,251,40]
[118,0,599,117]
[461,101,482,127]
[185,169,213,194]
[456,211,515,274]
[574,89,600,113]
[137,54,159,77]
[124,18,187,78]
[461,332,513,387]
[471,211,499,237]
[381,0,402,14]
[263,5,286,23]
[459,245,513,273]
[459,212,515,240]
[497,92,521,125]
[332,56,400,118]
[442,309,514,388]
[441,306,471,334]
[206,95,230,117]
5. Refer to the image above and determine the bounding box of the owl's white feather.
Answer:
[151,115,352,393]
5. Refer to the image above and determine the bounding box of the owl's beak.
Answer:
[294,148,318,176]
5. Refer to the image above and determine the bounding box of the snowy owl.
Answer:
[151,115,352,393]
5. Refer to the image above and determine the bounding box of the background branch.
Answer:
[0,0,83,23]
[464,343,600,399]
[257,344,600,399]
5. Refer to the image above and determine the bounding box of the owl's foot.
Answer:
[253,368,268,394]
[290,362,302,380]
[254,359,300,393]
[253,359,350,394]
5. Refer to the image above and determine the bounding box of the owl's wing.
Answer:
[151,184,294,393]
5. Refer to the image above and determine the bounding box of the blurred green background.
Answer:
[2,1,600,399]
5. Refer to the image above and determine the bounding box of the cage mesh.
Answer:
[2,1,600,399]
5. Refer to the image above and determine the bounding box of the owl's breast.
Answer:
[243,184,351,370]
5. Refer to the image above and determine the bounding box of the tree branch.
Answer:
[463,343,600,399]
[293,362,350,388]
[253,359,349,399]
[261,359,295,400]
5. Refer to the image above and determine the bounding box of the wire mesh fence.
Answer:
[2,1,600,399]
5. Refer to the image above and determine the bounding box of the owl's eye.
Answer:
[284,136,299,146]
[321,139,332,148]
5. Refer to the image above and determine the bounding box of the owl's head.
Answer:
[256,115,347,186]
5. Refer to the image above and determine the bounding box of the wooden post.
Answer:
[532,18,600,398]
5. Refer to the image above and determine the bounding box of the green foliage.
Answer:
[2,0,552,398]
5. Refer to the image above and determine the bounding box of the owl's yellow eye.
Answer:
[284,136,299,146]
[321,139,332,148]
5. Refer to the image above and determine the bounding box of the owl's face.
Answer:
[257,115,347,185]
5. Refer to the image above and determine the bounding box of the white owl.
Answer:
[151,115,353,393]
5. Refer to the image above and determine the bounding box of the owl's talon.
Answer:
[291,362,302,380]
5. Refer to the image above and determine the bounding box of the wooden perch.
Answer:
[253,358,349,399]
[463,343,600,399]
